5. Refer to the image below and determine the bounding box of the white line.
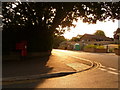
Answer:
[98,68,107,71]
[100,65,106,68]
[107,71,118,75]
[70,56,94,66]
[108,67,117,71]
[70,56,91,62]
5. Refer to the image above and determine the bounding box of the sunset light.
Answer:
[3,2,120,88]
[63,18,118,39]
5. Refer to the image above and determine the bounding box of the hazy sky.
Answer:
[63,18,119,39]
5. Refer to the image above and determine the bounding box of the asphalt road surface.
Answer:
[2,49,120,89]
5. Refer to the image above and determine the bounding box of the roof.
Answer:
[80,34,112,41]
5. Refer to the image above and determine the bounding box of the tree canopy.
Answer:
[70,35,82,41]
[53,35,67,49]
[94,30,106,36]
[2,2,120,32]
[2,2,120,53]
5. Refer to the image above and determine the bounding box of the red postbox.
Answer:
[16,40,27,56]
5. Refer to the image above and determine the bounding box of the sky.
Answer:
[63,18,119,39]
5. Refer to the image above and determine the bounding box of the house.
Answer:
[58,41,76,50]
[79,34,113,45]
[114,28,120,43]
[58,34,114,51]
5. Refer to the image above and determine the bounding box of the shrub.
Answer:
[109,48,114,53]
[114,44,120,49]
[84,45,105,49]
[96,46,105,49]
[84,45,97,49]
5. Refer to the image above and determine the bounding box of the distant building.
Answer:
[58,41,76,50]
[80,34,112,42]
[79,34,113,45]
[58,34,114,51]
[114,28,120,43]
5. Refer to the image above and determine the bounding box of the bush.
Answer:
[96,46,105,49]
[114,44,120,49]
[84,45,97,49]
[109,48,114,53]
[84,45,105,49]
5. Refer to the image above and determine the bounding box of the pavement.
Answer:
[2,52,93,82]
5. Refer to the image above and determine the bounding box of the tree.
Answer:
[70,35,82,42]
[2,2,120,53]
[71,37,79,42]
[53,35,67,49]
[94,30,106,36]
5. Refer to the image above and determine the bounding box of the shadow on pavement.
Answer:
[2,55,53,78]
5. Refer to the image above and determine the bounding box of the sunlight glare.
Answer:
[63,18,118,39]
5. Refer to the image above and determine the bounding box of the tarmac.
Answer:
[2,53,94,82]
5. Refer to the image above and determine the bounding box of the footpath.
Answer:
[2,53,93,82]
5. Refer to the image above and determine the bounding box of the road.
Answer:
[2,49,119,88]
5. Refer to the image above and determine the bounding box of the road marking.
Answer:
[108,67,117,71]
[99,68,119,75]
[98,68,107,71]
[107,71,119,75]
[100,65,105,68]
[99,66,119,75]
[70,56,93,63]
[71,56,87,60]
